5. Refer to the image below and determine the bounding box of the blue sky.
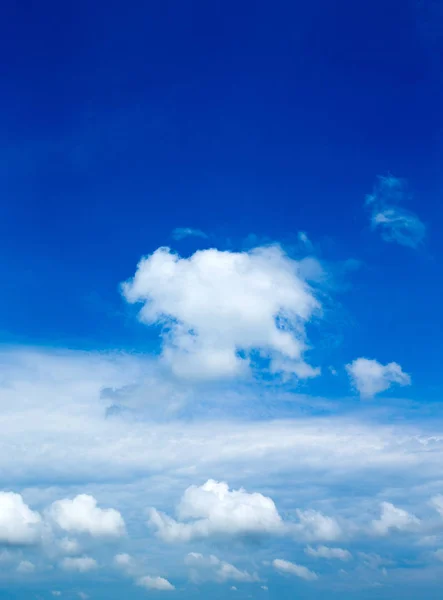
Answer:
[1,1,443,599]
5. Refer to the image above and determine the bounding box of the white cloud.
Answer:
[185,553,259,583]
[121,245,321,380]
[114,553,132,568]
[230,585,237,591]
[261,585,268,590]
[305,545,352,561]
[16,560,35,573]
[371,502,420,536]
[51,592,62,597]
[149,479,284,542]
[272,558,318,581]
[366,175,426,248]
[346,358,411,398]
[0,492,42,545]
[61,556,98,572]
[137,575,175,591]
[171,227,208,241]
[294,509,343,541]
[48,494,125,538]
[58,538,81,555]
[430,495,443,517]
[78,594,88,600]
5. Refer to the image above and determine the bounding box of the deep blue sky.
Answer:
[1,0,442,358]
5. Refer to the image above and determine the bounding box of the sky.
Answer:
[1,0,443,598]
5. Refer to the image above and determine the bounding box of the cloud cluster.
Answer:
[346,358,411,398]
[121,245,321,380]
[366,175,426,248]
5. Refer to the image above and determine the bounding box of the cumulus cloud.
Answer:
[171,227,208,241]
[137,575,175,591]
[61,556,98,572]
[305,545,352,561]
[121,245,321,380]
[272,558,318,581]
[185,553,259,583]
[48,495,125,538]
[346,358,411,398]
[0,492,43,545]
[149,479,284,542]
[366,175,426,248]
[371,502,420,536]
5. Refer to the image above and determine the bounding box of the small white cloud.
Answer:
[346,357,411,398]
[366,175,426,248]
[185,552,259,583]
[371,502,420,536]
[114,553,132,568]
[16,560,35,573]
[58,537,81,555]
[0,492,42,545]
[430,495,443,517]
[272,558,318,581]
[51,592,61,597]
[48,494,125,537]
[294,509,342,542]
[121,245,320,380]
[137,575,175,591]
[230,586,237,591]
[61,556,98,572]
[150,479,284,542]
[78,594,88,600]
[305,545,352,561]
[261,585,268,590]
[171,227,208,241]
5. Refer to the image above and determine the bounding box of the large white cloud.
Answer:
[366,175,426,248]
[0,492,43,545]
[346,358,411,398]
[149,479,284,542]
[121,245,321,380]
[48,494,125,538]
[272,558,318,581]
[185,553,259,583]
[371,502,420,536]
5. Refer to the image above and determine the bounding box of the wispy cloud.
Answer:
[366,175,426,248]
[171,227,208,241]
